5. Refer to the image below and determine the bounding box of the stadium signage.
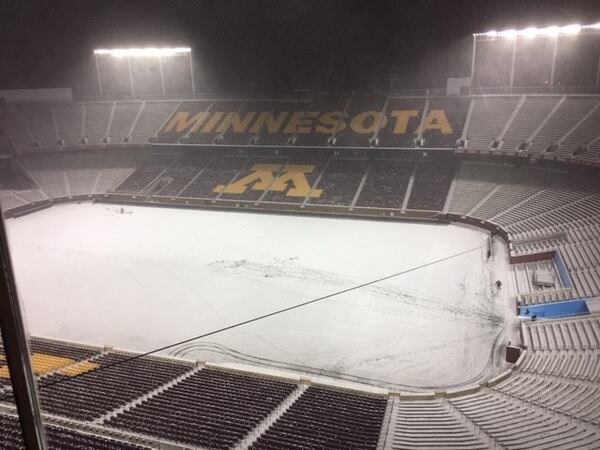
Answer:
[213,164,321,197]
[162,109,453,136]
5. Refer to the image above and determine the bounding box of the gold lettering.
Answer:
[315,111,347,134]
[416,109,453,134]
[389,110,419,134]
[269,165,321,198]
[215,112,258,133]
[350,111,388,134]
[162,111,210,133]
[296,111,319,134]
[212,164,321,198]
[283,112,306,134]
[248,112,289,134]
[213,164,281,194]
[201,112,224,133]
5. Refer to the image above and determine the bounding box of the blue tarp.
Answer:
[520,299,589,319]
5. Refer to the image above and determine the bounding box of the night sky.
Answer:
[2,0,600,95]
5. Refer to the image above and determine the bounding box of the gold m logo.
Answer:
[213,164,322,198]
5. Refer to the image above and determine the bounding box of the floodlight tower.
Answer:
[93,47,195,97]
[471,22,600,90]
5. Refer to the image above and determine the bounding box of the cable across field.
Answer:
[1,243,487,399]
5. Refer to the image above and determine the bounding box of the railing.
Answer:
[464,85,600,96]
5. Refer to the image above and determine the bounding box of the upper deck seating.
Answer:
[55,103,84,146]
[376,98,425,148]
[83,103,112,144]
[108,102,142,144]
[0,105,35,153]
[20,104,57,148]
[528,97,600,155]
[130,102,179,143]
[464,96,521,151]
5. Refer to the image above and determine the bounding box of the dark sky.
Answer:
[2,0,600,95]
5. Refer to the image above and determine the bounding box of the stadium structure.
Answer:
[1,21,600,450]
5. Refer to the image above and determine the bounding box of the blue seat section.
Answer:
[520,300,590,319]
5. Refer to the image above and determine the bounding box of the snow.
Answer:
[6,202,517,391]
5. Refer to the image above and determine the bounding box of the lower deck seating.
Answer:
[523,315,600,351]
[259,151,329,204]
[308,158,369,206]
[448,391,600,449]
[107,368,297,449]
[0,162,35,191]
[32,353,192,421]
[493,372,600,426]
[0,338,102,388]
[113,154,177,194]
[0,413,149,450]
[179,155,248,199]
[520,349,600,382]
[407,159,455,211]
[390,399,488,449]
[153,152,214,197]
[250,386,386,450]
[448,162,512,215]
[356,160,414,209]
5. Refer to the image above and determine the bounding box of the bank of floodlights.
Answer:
[470,22,600,88]
[473,22,600,38]
[93,46,195,97]
[93,47,191,57]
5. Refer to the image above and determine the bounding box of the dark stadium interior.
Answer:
[1,1,600,449]
[3,0,600,94]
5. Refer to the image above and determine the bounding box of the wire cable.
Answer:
[4,244,484,399]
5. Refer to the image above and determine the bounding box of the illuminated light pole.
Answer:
[94,52,103,96]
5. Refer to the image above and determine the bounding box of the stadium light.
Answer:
[479,31,497,37]
[93,46,195,97]
[536,26,560,37]
[498,29,518,39]
[518,27,538,39]
[93,47,191,57]
[473,22,597,38]
[560,24,582,35]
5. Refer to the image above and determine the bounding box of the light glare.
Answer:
[498,29,518,39]
[537,26,560,37]
[519,27,538,38]
[560,24,582,35]
[94,47,191,57]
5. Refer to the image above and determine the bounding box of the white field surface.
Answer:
[6,203,518,391]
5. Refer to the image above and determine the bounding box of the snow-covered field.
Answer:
[6,203,517,391]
